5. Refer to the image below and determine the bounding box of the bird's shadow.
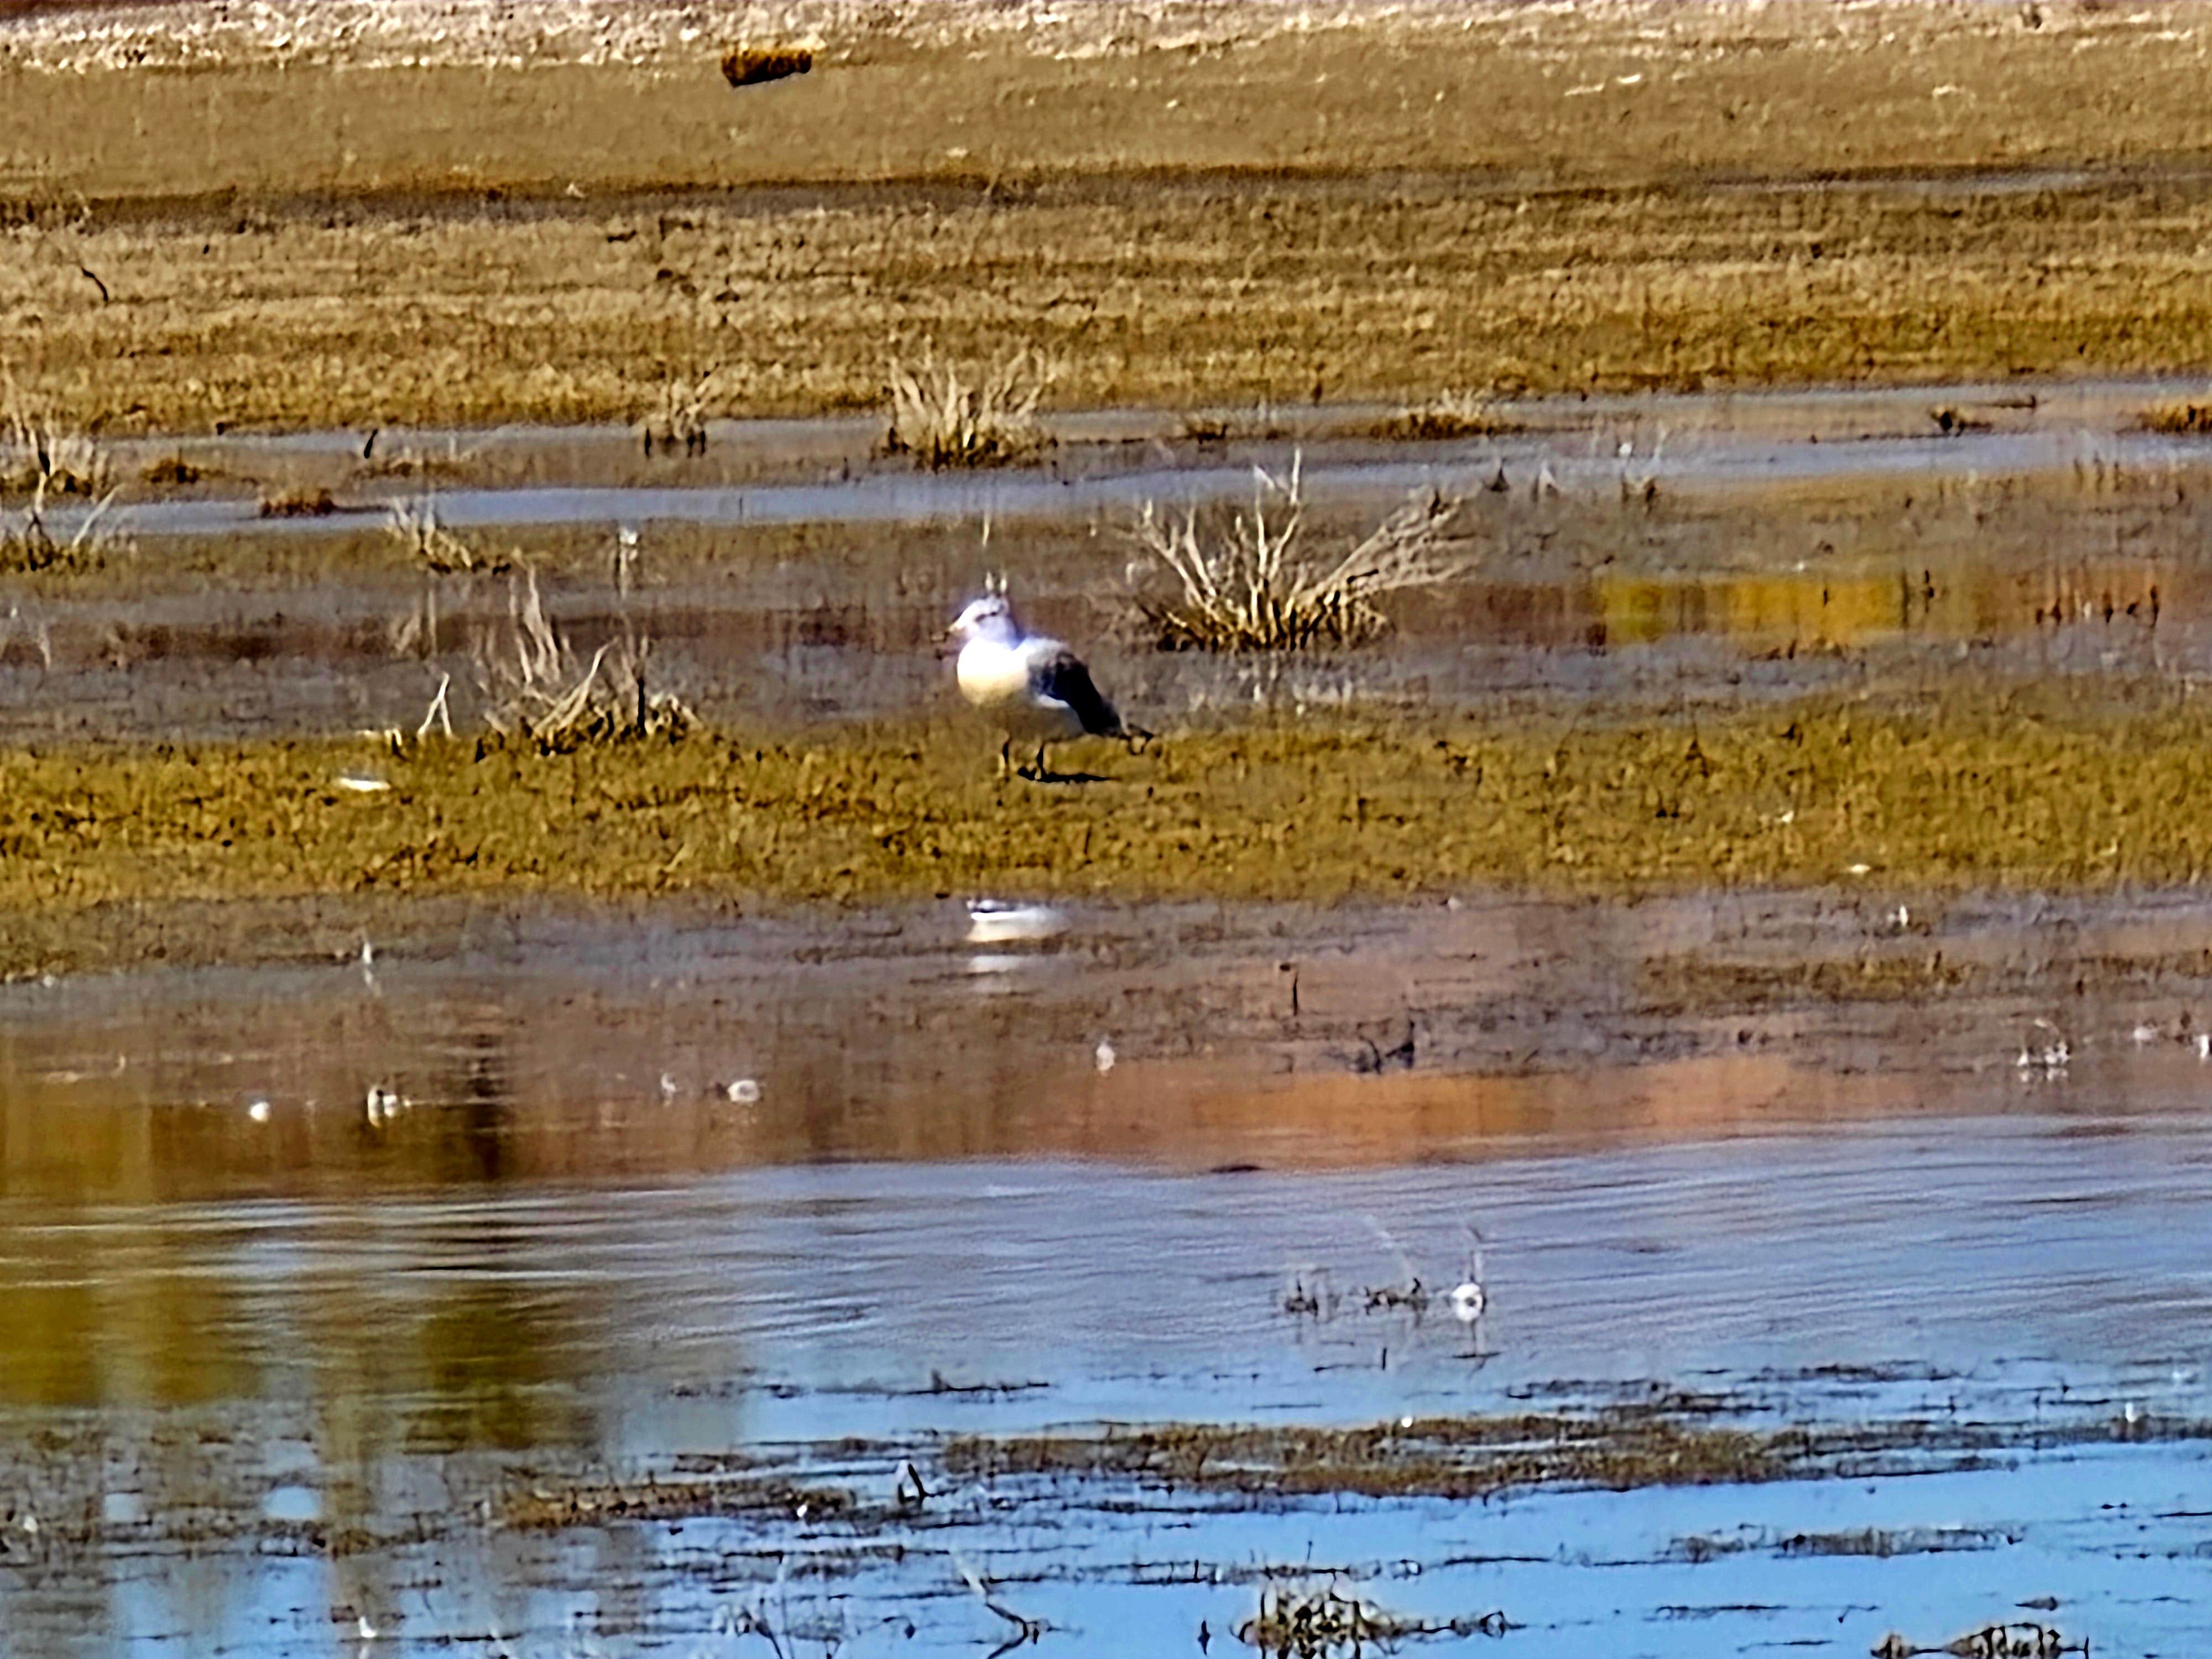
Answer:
[1015,765,1113,785]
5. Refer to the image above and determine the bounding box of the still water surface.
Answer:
[3,899,2211,1654]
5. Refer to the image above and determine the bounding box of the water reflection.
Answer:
[9,895,2212,1654]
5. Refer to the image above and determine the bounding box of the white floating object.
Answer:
[964,900,1067,946]
[659,1072,680,1101]
[364,1084,404,1126]
[724,1078,760,1106]
[333,774,391,794]
[2132,1024,2159,1047]
[2199,1033,2211,1062]
[1094,1038,1117,1074]
[19,1512,36,1536]
[1846,863,1871,877]
[1449,1281,1486,1324]
[965,953,1030,977]
[247,1099,272,1124]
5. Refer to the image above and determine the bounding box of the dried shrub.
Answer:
[1126,456,1466,651]
[0,476,124,575]
[2142,400,2212,435]
[257,485,338,519]
[1237,1581,1507,1658]
[468,536,692,753]
[721,46,812,88]
[881,349,1051,469]
[1,402,111,499]
[142,452,203,487]
[358,435,476,481]
[640,367,716,457]
[385,494,511,575]
[1368,390,1520,442]
[1181,407,1292,445]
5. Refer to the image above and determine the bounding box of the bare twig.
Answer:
[953,1553,1046,1652]
[416,671,453,740]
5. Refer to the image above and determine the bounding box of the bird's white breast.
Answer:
[956,637,1083,738]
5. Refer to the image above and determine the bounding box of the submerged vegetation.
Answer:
[941,1402,2212,1504]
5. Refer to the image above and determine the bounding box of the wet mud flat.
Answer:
[7,893,2212,1652]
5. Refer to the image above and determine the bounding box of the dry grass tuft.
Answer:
[1238,1583,1407,1658]
[881,349,1051,469]
[1368,390,1521,442]
[640,367,717,457]
[720,47,812,90]
[2141,400,2212,435]
[358,434,476,481]
[0,476,124,575]
[1126,457,1466,651]
[257,484,338,519]
[1,402,112,499]
[141,452,204,487]
[468,534,692,753]
[1235,1580,1507,1657]
[385,494,510,575]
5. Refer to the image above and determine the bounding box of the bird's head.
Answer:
[946,593,1018,645]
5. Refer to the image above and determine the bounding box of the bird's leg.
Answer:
[998,735,1013,779]
[1032,739,1051,781]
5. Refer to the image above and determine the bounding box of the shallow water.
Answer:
[7,377,2211,743]
[54,428,2212,542]
[4,895,2212,1655]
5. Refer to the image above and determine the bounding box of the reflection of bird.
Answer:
[946,591,1135,779]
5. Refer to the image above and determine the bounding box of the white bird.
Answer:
[1450,1225,1487,1327]
[945,591,1139,779]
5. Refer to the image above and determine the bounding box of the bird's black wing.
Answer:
[1031,648,1124,738]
